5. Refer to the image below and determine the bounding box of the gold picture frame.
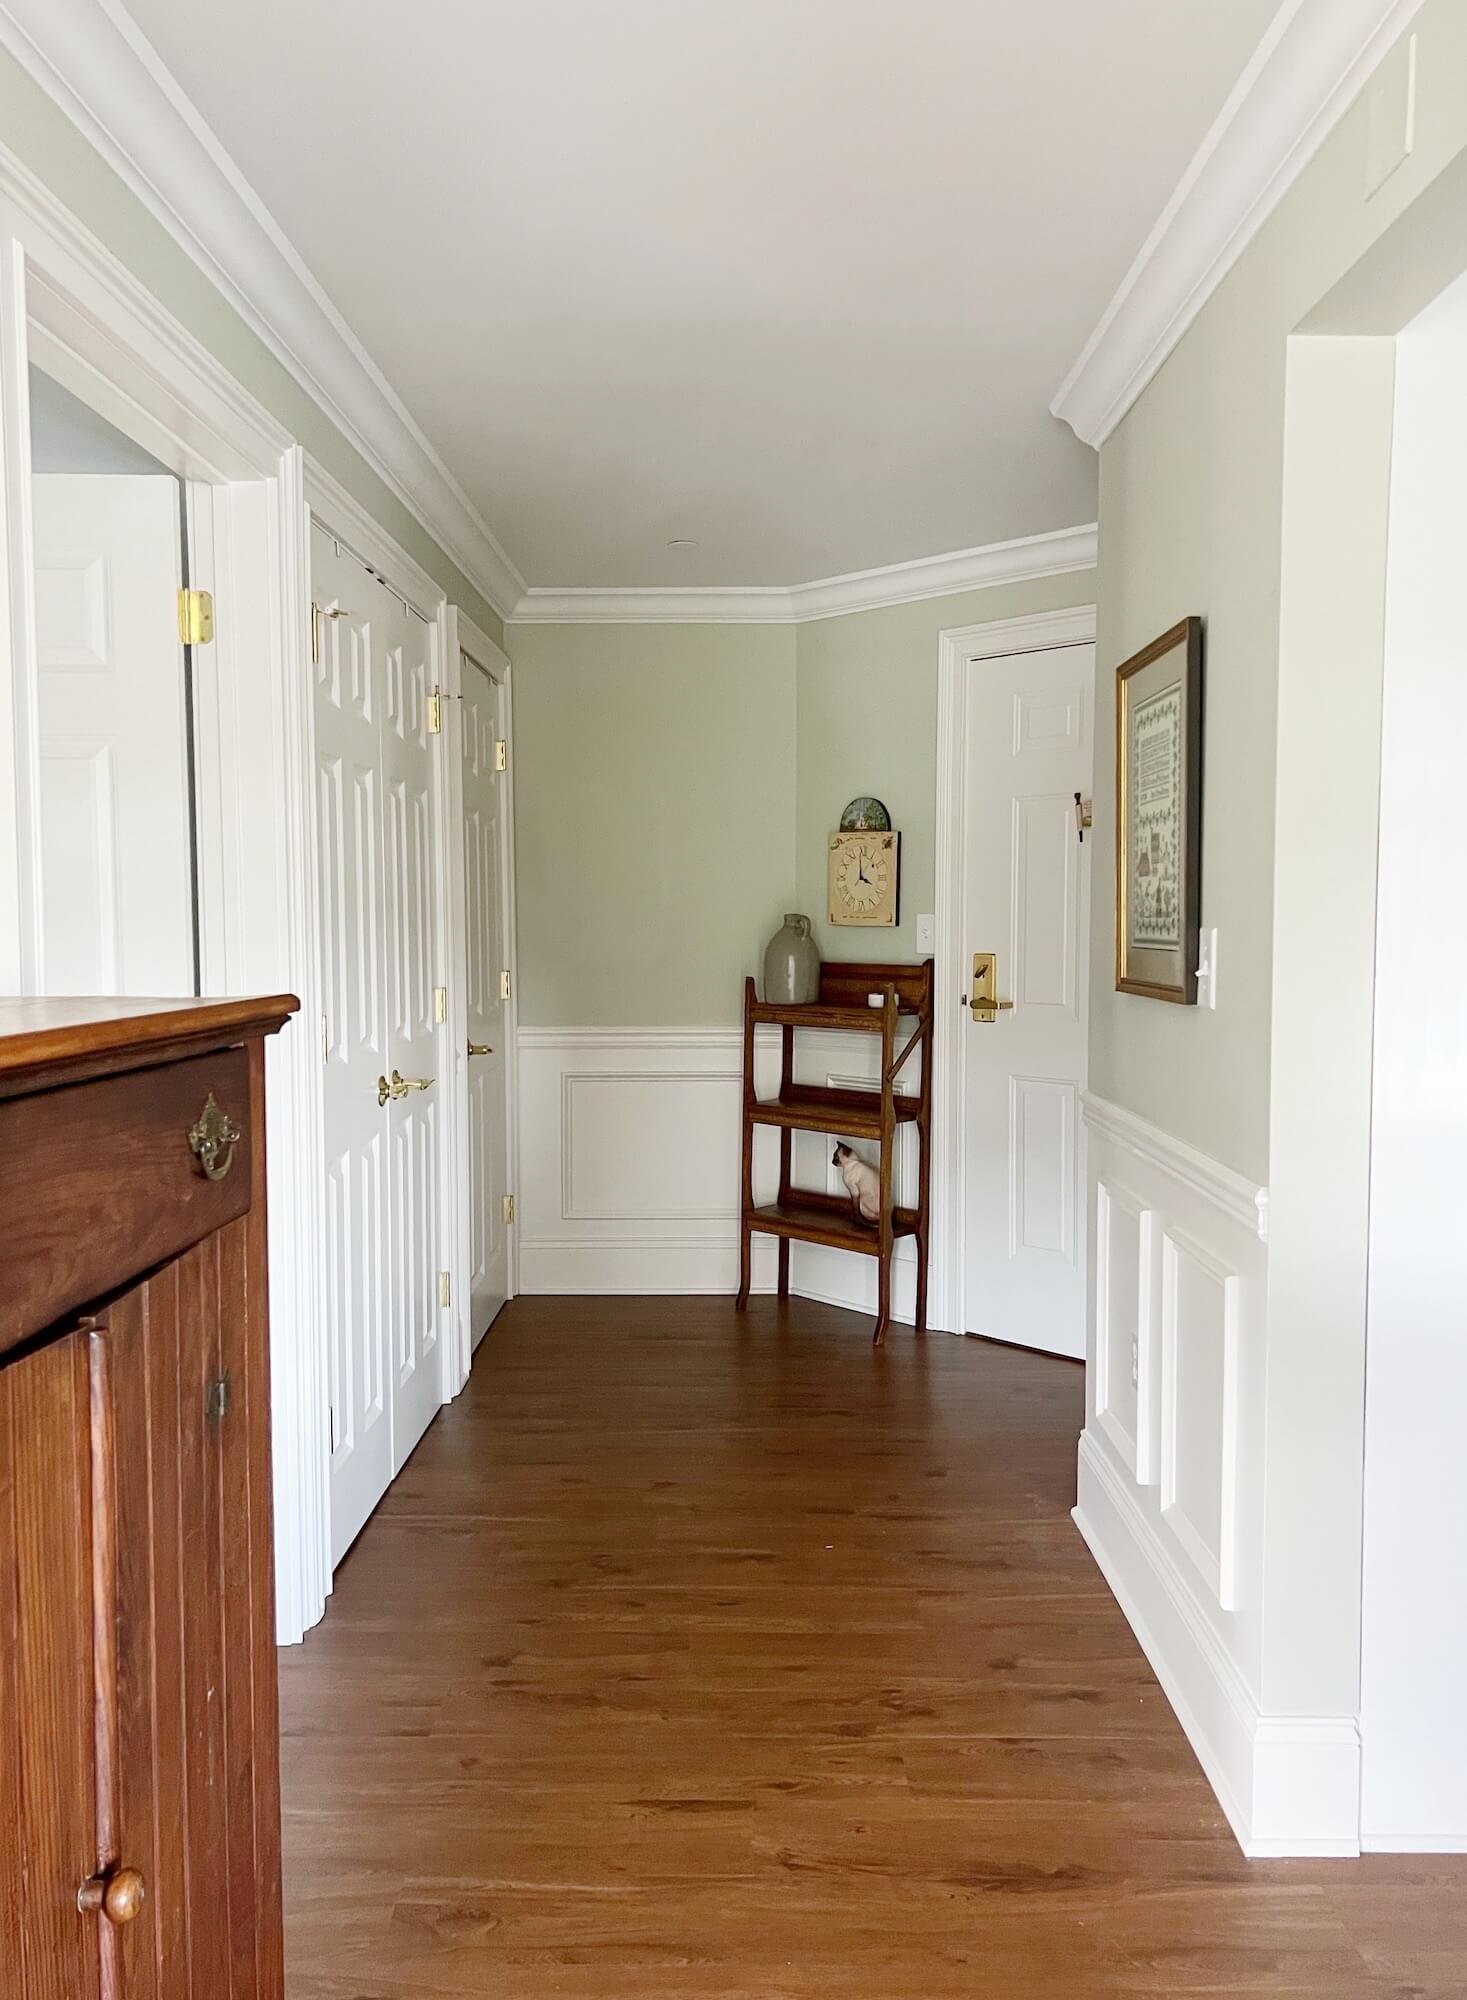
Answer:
[1115,617,1203,1003]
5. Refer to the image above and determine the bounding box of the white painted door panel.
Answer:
[32,474,193,994]
[462,653,509,1345]
[961,644,1093,1357]
[382,603,442,1470]
[313,525,392,1561]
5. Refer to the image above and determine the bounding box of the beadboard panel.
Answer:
[516,1026,923,1321]
[1075,1093,1358,1856]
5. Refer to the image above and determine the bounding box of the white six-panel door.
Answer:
[32,473,194,994]
[313,524,392,1560]
[960,642,1094,1357]
[312,521,446,1562]
[461,650,509,1344]
[381,598,443,1468]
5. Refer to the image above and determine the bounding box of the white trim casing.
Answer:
[931,605,1099,1338]
[509,525,1098,626]
[0,145,329,1643]
[0,0,526,619]
[1051,0,1427,447]
[1074,1093,1359,1857]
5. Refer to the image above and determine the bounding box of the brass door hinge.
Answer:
[428,687,443,734]
[178,588,214,647]
[438,1270,452,1309]
[205,1374,231,1423]
[502,1194,515,1225]
[494,738,508,772]
[499,968,512,1001]
[433,985,448,1024]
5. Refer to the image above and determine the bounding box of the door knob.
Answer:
[969,950,1015,1024]
[467,1041,493,1057]
[376,1070,435,1106]
[79,1867,147,1926]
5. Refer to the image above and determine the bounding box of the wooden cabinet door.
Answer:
[0,1331,104,2000]
[102,1220,284,2000]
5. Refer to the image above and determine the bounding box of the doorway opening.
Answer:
[28,364,198,997]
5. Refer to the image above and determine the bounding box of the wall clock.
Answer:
[828,829,899,927]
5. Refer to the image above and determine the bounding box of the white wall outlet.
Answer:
[1196,927,1218,1010]
[915,914,936,953]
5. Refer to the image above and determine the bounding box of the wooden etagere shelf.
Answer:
[735,958,934,1345]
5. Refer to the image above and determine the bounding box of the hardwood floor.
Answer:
[280,1297,1466,1998]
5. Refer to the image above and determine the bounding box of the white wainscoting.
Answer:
[517,1026,925,1323]
[1076,1093,1359,1857]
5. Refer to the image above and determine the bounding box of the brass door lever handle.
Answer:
[969,950,1014,1023]
[377,1069,435,1106]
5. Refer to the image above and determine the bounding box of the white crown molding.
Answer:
[1051,0,1426,448]
[508,524,1098,625]
[0,0,527,619]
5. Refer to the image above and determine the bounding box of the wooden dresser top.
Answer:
[0,995,298,1098]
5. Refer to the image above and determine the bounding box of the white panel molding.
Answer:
[0,0,527,618]
[517,1026,919,1321]
[1159,1226,1241,1613]
[1077,1097,1358,1855]
[1081,1091,1269,1241]
[508,525,1098,626]
[1051,0,1426,447]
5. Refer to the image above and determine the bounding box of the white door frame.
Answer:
[442,606,520,1385]
[931,604,1098,1337]
[0,139,327,1640]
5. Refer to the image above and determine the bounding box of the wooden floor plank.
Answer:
[280,1296,1467,1997]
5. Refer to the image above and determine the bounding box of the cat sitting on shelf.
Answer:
[832,1143,881,1224]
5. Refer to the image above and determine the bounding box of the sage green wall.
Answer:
[508,623,797,1025]
[509,572,1098,1027]
[0,46,502,643]
[794,573,1098,968]
[1090,0,1467,1187]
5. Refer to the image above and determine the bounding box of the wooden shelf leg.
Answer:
[736,976,755,1312]
[873,987,896,1347]
[777,1123,791,1298]
[873,1243,892,1347]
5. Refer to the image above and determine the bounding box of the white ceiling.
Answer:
[120,0,1279,589]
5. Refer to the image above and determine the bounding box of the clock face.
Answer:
[828,831,899,926]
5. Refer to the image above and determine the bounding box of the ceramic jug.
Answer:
[762,913,819,1004]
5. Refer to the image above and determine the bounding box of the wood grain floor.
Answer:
[279,1297,1466,1998]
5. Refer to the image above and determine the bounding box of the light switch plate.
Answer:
[915,914,936,953]
[1366,31,1417,197]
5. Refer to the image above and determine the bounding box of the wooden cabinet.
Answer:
[0,995,295,1999]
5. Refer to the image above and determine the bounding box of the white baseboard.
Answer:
[1076,1433,1360,1857]
[518,1232,777,1295]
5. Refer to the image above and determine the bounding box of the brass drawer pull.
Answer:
[79,1866,147,1926]
[187,1093,241,1180]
